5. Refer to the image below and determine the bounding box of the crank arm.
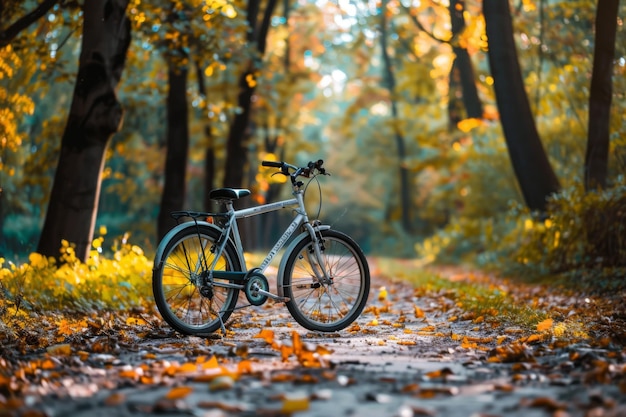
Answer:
[256,288,289,303]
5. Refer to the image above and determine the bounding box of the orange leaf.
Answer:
[292,331,302,355]
[254,329,275,344]
[237,360,253,374]
[104,393,126,406]
[536,318,553,332]
[176,362,198,374]
[165,386,194,400]
[201,356,219,369]
[414,306,425,318]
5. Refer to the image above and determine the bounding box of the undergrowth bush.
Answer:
[0,234,153,318]
[417,179,626,283]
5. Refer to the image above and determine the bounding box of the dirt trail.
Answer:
[1,259,625,417]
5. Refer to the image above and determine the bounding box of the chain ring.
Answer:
[244,272,269,306]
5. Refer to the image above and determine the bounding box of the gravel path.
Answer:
[2,259,625,417]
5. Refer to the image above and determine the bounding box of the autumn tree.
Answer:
[380,0,412,232]
[447,0,483,123]
[584,0,620,191]
[483,0,560,213]
[37,0,131,261]
[223,0,279,188]
[157,58,190,240]
[153,4,193,241]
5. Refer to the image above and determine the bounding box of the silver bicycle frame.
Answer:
[230,190,310,273]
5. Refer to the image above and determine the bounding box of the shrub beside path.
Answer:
[1,258,625,416]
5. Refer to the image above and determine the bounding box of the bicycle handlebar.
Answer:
[261,159,327,183]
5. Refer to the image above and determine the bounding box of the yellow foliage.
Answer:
[0,235,153,313]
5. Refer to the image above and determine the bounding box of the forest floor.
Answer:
[1,259,626,417]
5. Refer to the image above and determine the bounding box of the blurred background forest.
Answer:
[1,0,625,283]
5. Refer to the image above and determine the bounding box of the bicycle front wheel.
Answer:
[281,229,370,332]
[152,224,241,335]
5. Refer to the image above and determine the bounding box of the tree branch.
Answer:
[0,0,60,48]
[400,4,448,44]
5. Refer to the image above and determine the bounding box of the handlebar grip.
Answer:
[262,160,283,168]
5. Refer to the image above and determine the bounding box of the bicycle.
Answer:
[152,159,370,335]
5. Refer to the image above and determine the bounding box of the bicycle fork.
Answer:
[303,223,333,286]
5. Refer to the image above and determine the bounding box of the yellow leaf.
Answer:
[281,394,309,413]
[126,317,147,326]
[536,318,553,332]
[47,343,71,356]
[378,286,388,301]
[414,305,424,318]
[367,318,379,326]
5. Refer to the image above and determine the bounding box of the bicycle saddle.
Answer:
[209,188,251,201]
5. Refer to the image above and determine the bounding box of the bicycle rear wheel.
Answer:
[281,229,370,332]
[152,224,241,335]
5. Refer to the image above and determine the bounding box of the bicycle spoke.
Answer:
[153,225,241,335]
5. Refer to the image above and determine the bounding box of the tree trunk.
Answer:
[453,47,483,119]
[381,0,412,232]
[449,0,483,121]
[157,62,190,241]
[223,0,278,188]
[37,0,131,261]
[195,62,216,212]
[483,0,560,212]
[585,0,619,191]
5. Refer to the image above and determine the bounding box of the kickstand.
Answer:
[218,312,226,336]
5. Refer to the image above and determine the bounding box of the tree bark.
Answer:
[483,0,560,212]
[157,62,190,241]
[37,0,131,261]
[585,0,619,191]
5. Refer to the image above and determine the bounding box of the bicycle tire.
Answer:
[152,224,241,335]
[281,229,370,332]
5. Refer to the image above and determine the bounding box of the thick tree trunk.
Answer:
[157,63,190,241]
[37,0,130,261]
[483,0,560,212]
[585,0,619,191]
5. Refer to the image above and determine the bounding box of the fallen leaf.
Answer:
[165,386,194,400]
[104,393,126,406]
[254,329,275,345]
[46,344,71,356]
[378,286,388,301]
[281,393,310,413]
[536,318,553,332]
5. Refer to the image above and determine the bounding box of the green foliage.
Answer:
[0,234,153,316]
